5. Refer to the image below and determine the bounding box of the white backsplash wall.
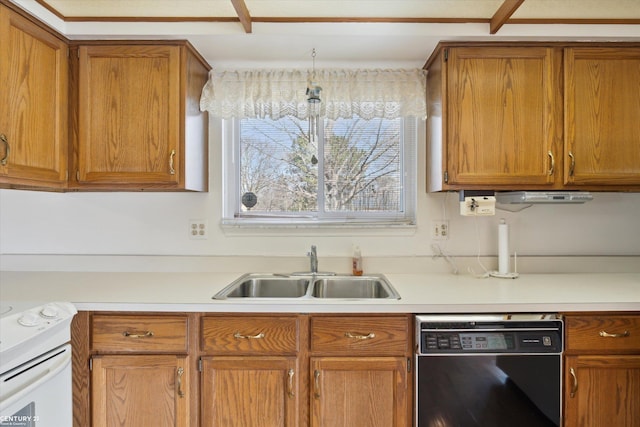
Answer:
[1,120,640,261]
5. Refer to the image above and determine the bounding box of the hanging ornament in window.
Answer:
[241,192,257,209]
[306,48,322,145]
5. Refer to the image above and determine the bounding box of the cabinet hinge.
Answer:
[443,171,449,184]
[89,357,93,371]
[198,358,202,372]
[444,48,449,62]
[407,358,411,373]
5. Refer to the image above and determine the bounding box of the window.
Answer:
[222,115,417,226]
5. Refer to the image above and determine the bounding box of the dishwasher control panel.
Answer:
[416,314,563,355]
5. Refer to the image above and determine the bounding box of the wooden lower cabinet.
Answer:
[310,357,407,427]
[92,355,191,427]
[564,355,640,427]
[200,356,299,427]
[309,315,412,427]
[563,313,640,427]
[73,312,412,427]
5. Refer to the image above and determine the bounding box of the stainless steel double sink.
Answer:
[213,273,400,300]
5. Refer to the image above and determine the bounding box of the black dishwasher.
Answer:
[415,314,563,427]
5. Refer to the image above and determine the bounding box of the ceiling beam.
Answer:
[230,0,252,33]
[490,0,525,34]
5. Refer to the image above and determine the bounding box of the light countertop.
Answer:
[1,271,638,313]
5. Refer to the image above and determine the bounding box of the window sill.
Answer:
[220,218,417,236]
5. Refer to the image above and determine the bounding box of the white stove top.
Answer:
[0,301,77,372]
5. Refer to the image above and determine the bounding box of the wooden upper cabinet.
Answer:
[71,42,210,191]
[426,42,640,192]
[564,47,640,186]
[0,3,68,189]
[428,45,563,191]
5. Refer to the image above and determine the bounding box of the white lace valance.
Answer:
[199,68,427,120]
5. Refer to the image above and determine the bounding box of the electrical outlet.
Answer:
[189,220,207,239]
[431,220,449,240]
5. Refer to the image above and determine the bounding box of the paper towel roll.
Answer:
[498,219,509,274]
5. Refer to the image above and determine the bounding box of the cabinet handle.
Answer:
[569,368,578,398]
[169,149,176,175]
[599,330,630,338]
[176,367,185,398]
[313,370,321,398]
[547,151,554,176]
[233,331,265,340]
[0,134,9,166]
[345,331,375,340]
[287,368,295,398]
[122,330,154,338]
[568,151,575,177]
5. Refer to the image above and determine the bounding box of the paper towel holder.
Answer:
[489,218,519,279]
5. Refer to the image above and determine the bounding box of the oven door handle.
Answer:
[0,344,72,411]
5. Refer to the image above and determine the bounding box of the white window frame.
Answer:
[220,116,417,229]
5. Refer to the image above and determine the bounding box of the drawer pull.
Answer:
[287,368,295,398]
[176,367,185,398]
[313,370,321,398]
[122,330,154,338]
[233,331,265,340]
[345,331,375,340]
[599,330,630,338]
[569,368,578,398]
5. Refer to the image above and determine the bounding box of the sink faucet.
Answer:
[308,245,318,273]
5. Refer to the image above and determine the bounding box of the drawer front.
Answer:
[565,315,640,353]
[311,316,409,355]
[92,314,188,353]
[201,316,299,355]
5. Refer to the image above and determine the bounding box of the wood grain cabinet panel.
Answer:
[565,315,640,353]
[310,357,408,427]
[201,315,300,355]
[92,314,188,353]
[71,41,209,191]
[200,356,299,427]
[310,315,411,427]
[0,3,68,189]
[564,355,640,427]
[563,313,640,427]
[564,47,640,186]
[426,42,640,192]
[426,44,563,191]
[311,316,409,355]
[91,354,190,427]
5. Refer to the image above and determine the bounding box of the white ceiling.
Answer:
[12,0,640,68]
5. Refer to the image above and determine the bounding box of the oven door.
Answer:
[416,354,561,427]
[0,344,72,427]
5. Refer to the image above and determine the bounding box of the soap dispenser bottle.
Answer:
[352,245,363,276]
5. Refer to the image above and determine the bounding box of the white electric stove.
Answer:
[0,301,77,427]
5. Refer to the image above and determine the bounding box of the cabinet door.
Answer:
[201,356,299,427]
[565,47,640,186]
[76,45,181,186]
[446,47,562,187]
[91,355,190,427]
[564,355,640,427]
[0,4,67,188]
[310,357,408,427]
